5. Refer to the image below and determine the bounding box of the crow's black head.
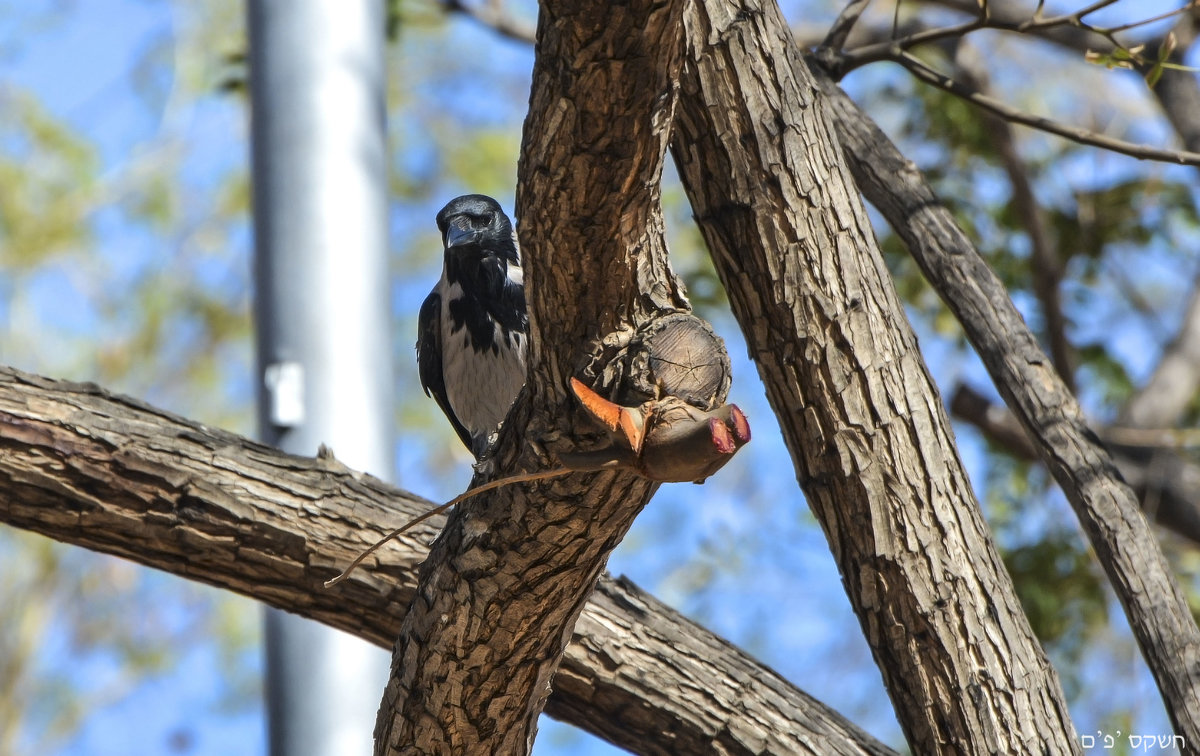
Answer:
[436,194,518,266]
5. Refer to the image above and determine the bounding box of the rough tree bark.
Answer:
[0,367,894,756]
[670,0,1080,753]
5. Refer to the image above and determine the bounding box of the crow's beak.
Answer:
[444,219,482,250]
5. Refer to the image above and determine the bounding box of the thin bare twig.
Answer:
[910,1,1200,165]
[324,468,569,587]
[830,18,984,70]
[832,2,1196,74]
[892,50,1200,165]
[1097,2,1197,37]
[1054,0,1123,24]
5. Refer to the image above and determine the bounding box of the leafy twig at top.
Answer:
[826,1,1198,78]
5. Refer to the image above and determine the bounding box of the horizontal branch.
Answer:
[0,366,894,756]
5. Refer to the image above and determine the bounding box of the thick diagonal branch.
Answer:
[672,1,1078,752]
[813,62,1200,744]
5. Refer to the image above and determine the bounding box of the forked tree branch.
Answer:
[371,0,736,751]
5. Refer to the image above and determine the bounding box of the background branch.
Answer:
[1146,9,1200,156]
[887,50,1200,165]
[812,61,1200,742]
[822,0,876,51]
[811,1,1200,169]
[835,0,1191,69]
[956,46,1075,391]
[924,0,1200,159]
[1120,271,1200,429]
[951,384,1200,546]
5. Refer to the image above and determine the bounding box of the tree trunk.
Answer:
[670,0,1079,753]
[372,0,704,752]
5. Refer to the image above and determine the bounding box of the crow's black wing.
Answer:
[417,289,473,453]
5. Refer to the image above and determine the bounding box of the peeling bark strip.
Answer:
[0,367,894,756]
[671,1,1080,753]
[813,64,1200,747]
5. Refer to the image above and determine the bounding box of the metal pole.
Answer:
[247,1,392,754]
